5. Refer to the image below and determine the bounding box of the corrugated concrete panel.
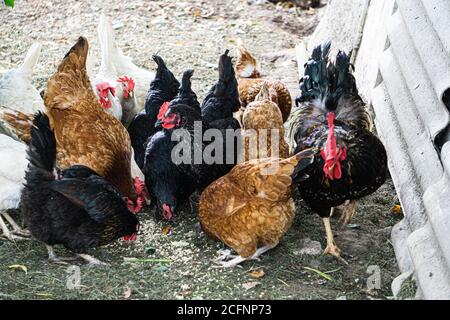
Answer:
[297,0,450,299]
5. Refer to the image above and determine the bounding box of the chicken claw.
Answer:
[46,245,77,265]
[0,214,29,241]
[219,245,275,268]
[3,213,30,237]
[78,254,109,267]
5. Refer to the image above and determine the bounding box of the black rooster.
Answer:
[128,55,180,169]
[286,41,388,259]
[20,112,139,265]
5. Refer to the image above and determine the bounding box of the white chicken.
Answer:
[96,12,154,113]
[0,133,29,240]
[0,42,43,140]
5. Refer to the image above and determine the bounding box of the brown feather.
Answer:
[241,83,290,161]
[0,106,34,144]
[44,37,136,200]
[199,154,311,258]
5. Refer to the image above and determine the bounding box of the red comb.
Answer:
[117,76,135,91]
[157,101,170,120]
[96,82,116,96]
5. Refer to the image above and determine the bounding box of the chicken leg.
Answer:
[0,213,28,241]
[323,216,341,257]
[3,213,30,236]
[219,244,277,268]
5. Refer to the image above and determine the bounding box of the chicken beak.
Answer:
[155,119,163,128]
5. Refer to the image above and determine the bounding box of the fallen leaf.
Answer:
[9,264,27,274]
[248,269,265,279]
[123,287,132,299]
[391,204,402,215]
[242,281,260,290]
[162,225,172,235]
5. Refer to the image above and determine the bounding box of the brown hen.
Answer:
[235,45,292,122]
[43,37,141,211]
[199,149,314,267]
[241,83,290,162]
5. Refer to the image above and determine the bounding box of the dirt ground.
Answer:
[0,0,401,300]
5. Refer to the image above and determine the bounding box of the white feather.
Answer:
[0,42,44,115]
[0,134,27,210]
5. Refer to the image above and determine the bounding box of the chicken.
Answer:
[43,37,144,213]
[199,149,315,267]
[92,13,142,123]
[0,133,30,240]
[128,55,180,169]
[94,81,123,121]
[235,44,292,122]
[95,13,154,112]
[201,50,241,130]
[117,75,138,127]
[241,83,290,161]
[286,41,387,259]
[143,70,200,220]
[0,42,43,140]
[21,112,139,265]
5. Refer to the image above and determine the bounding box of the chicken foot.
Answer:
[219,244,277,268]
[322,217,348,265]
[0,213,28,241]
[78,254,109,267]
[46,245,77,265]
[3,213,30,236]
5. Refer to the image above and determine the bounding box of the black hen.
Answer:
[286,41,387,259]
[201,50,241,130]
[143,104,202,220]
[128,55,180,169]
[21,112,139,265]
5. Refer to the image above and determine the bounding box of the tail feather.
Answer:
[16,43,42,78]
[331,50,358,97]
[61,37,89,72]
[297,40,331,105]
[201,50,241,123]
[291,148,316,184]
[235,43,259,78]
[45,37,93,111]
[214,50,239,107]
[150,55,180,101]
[0,106,34,144]
[97,13,118,73]
[27,112,56,173]
[170,69,200,110]
[254,82,270,102]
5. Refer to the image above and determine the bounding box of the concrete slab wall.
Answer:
[296,0,450,299]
